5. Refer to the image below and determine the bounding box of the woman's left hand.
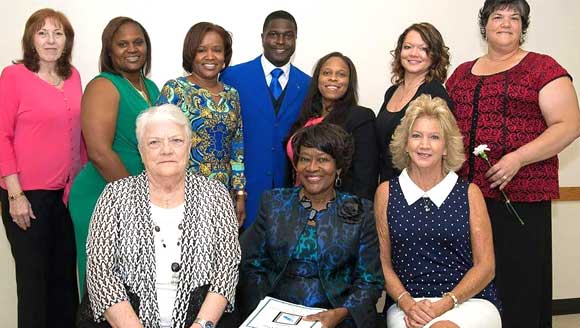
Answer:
[235,197,246,227]
[303,308,348,328]
[485,151,523,190]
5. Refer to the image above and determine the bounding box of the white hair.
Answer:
[135,104,192,145]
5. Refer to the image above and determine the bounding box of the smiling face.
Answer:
[317,56,349,107]
[400,29,432,77]
[485,7,522,49]
[33,18,66,65]
[110,22,147,75]
[140,120,190,179]
[262,18,296,67]
[190,30,225,82]
[406,116,446,172]
[296,146,338,200]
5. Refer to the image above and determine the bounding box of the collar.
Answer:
[398,169,458,208]
[261,55,291,80]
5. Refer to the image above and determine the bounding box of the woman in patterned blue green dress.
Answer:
[156,22,246,225]
[238,123,384,328]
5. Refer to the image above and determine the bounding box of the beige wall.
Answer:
[0,0,579,322]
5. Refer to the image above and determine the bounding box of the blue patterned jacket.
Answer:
[239,188,384,327]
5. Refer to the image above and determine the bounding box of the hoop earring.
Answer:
[335,173,342,188]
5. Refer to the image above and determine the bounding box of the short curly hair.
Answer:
[390,94,464,174]
[478,0,530,44]
[390,22,450,85]
[291,123,354,173]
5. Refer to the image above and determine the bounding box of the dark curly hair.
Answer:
[291,123,354,173]
[390,22,450,85]
[17,8,75,79]
[478,0,530,44]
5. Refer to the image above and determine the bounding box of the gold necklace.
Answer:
[124,75,151,105]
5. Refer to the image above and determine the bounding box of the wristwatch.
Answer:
[194,318,214,328]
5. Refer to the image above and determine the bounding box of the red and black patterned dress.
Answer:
[446,52,571,328]
[446,52,569,202]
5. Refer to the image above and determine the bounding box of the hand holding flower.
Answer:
[484,151,523,190]
[473,145,524,225]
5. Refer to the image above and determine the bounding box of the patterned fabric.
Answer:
[70,72,159,294]
[387,177,499,308]
[272,224,333,309]
[446,52,570,201]
[86,171,240,328]
[239,188,384,327]
[156,77,245,190]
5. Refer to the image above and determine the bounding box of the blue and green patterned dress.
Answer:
[156,77,245,190]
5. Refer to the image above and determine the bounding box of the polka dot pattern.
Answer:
[387,177,499,306]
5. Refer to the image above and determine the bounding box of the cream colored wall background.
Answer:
[1,0,579,325]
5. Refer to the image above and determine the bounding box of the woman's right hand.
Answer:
[9,195,36,230]
[401,297,435,328]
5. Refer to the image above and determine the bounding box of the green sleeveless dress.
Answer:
[69,72,159,294]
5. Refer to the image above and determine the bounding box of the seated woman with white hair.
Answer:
[375,94,501,328]
[79,104,240,328]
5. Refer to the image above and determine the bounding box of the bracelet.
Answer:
[442,292,459,308]
[235,190,247,200]
[8,191,24,201]
[396,291,410,307]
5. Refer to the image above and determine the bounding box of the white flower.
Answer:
[473,144,491,157]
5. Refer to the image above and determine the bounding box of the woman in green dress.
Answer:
[69,16,159,293]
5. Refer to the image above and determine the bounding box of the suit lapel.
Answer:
[278,65,304,118]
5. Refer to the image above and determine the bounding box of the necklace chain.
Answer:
[124,75,151,105]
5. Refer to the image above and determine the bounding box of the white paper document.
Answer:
[239,297,325,328]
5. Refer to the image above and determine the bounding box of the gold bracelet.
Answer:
[442,292,459,308]
[8,191,24,201]
[396,291,410,307]
[235,190,247,200]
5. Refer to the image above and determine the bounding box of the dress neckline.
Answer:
[469,51,531,78]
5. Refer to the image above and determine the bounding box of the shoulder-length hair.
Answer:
[290,52,358,135]
[99,17,152,75]
[390,22,450,85]
[182,22,233,74]
[390,94,464,174]
[17,8,75,79]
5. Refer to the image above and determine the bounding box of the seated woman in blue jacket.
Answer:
[238,123,384,328]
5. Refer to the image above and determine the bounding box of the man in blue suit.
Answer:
[221,10,310,229]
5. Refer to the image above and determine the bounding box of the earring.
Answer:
[335,173,342,188]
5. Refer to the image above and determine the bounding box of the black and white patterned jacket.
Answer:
[86,171,240,328]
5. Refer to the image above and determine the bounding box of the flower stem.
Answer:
[483,158,525,225]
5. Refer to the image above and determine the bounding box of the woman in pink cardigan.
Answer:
[0,8,82,328]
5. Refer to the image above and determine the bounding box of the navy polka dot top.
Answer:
[387,176,500,308]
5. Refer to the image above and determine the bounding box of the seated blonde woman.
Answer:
[374,95,501,328]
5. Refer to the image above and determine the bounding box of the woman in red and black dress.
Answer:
[446,1,580,327]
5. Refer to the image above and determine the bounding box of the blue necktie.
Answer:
[269,68,283,100]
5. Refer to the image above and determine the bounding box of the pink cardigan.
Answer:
[0,64,83,201]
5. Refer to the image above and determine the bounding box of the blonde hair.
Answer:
[389,94,464,173]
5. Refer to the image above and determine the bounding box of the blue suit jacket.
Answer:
[239,188,384,327]
[221,56,310,228]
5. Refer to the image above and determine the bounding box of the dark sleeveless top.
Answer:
[387,176,499,308]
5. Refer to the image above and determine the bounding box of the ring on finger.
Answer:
[502,175,508,181]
